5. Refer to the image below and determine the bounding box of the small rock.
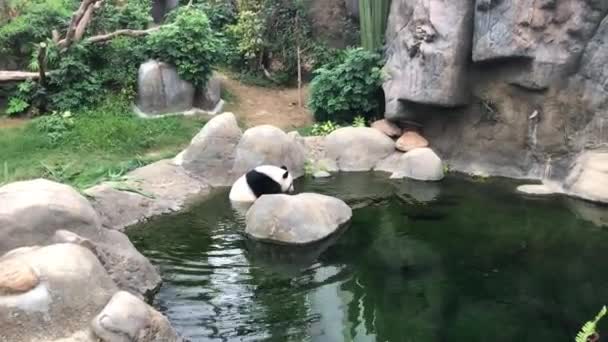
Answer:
[396,131,429,152]
[0,259,39,296]
[313,171,331,178]
[371,119,402,138]
[516,184,559,196]
[91,291,181,342]
[246,193,352,245]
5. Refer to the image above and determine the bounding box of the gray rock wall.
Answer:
[384,0,608,183]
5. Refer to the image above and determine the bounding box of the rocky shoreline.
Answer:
[0,111,605,341]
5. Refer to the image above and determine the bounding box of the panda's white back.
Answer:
[229,175,257,202]
[228,165,293,203]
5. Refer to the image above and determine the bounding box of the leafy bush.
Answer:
[226,10,264,65]
[33,110,75,145]
[308,48,384,123]
[47,43,104,112]
[6,81,33,115]
[311,121,341,136]
[0,1,72,67]
[147,8,222,87]
[89,0,151,33]
[6,98,29,116]
[576,306,606,342]
[353,115,366,127]
[94,37,147,96]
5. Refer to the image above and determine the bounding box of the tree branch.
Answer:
[85,26,161,44]
[0,71,44,82]
[62,0,97,48]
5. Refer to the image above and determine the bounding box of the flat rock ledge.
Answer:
[246,193,352,245]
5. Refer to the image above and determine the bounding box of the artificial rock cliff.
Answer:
[384,0,608,202]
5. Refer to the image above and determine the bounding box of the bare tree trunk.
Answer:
[295,14,303,107]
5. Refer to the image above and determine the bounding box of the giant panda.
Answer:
[229,165,295,203]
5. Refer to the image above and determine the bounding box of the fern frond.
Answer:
[576,306,606,342]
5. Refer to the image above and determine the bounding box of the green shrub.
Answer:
[33,110,75,145]
[94,37,147,96]
[0,1,72,67]
[308,48,384,123]
[47,43,104,112]
[147,8,222,88]
[226,10,265,66]
[352,115,366,127]
[89,0,151,33]
[311,121,341,136]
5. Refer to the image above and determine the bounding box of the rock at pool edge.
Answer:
[245,193,352,245]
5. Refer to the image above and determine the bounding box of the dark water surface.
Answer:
[128,173,608,342]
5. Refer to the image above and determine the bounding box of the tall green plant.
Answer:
[147,8,222,87]
[359,0,390,50]
[308,48,383,123]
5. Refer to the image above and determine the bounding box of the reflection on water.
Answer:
[128,173,608,342]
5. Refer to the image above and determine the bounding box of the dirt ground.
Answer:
[219,74,314,131]
[0,117,27,129]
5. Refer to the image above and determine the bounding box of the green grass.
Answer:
[0,95,207,189]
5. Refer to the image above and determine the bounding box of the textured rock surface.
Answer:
[232,125,306,179]
[0,244,118,341]
[325,127,395,171]
[383,0,474,110]
[396,131,429,152]
[372,119,402,138]
[195,75,224,114]
[87,159,210,230]
[0,258,39,296]
[382,0,608,203]
[0,179,161,298]
[0,244,180,342]
[91,291,180,342]
[307,0,359,48]
[472,0,607,90]
[180,112,243,186]
[376,148,444,181]
[136,60,194,116]
[565,150,608,203]
[246,193,352,245]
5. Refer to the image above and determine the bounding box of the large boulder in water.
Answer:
[565,150,608,203]
[0,179,161,298]
[324,127,395,171]
[91,291,180,342]
[232,125,306,178]
[136,60,194,116]
[376,148,444,181]
[245,193,352,245]
[0,244,181,342]
[178,112,243,186]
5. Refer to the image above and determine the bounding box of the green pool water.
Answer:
[128,173,608,342]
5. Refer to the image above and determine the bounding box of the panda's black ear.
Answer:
[282,171,289,179]
[281,165,287,171]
